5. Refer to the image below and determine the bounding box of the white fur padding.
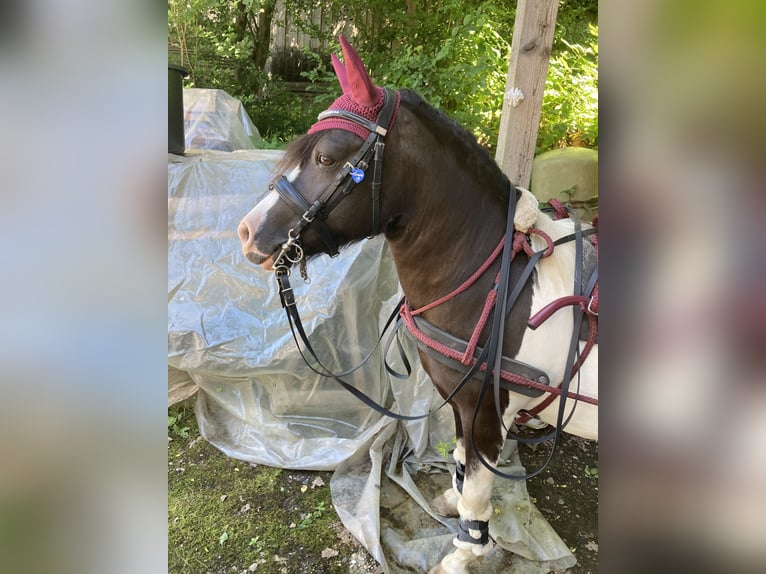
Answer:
[453,499,494,556]
[513,186,539,232]
[452,536,495,556]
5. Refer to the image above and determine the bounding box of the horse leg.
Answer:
[430,410,503,574]
[431,410,463,518]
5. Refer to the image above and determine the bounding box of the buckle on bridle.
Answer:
[273,228,304,269]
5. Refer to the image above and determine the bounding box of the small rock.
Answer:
[311,477,326,489]
[321,548,339,558]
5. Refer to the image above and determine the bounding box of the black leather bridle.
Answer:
[270,87,399,274]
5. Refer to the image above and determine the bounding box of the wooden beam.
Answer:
[495,0,558,188]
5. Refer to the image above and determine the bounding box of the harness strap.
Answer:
[274,177,340,257]
[455,460,465,494]
[317,109,388,136]
[369,141,385,237]
[467,200,599,480]
[276,271,501,422]
[498,219,591,457]
[277,272,428,421]
[518,223,598,424]
[457,519,489,546]
[411,235,506,317]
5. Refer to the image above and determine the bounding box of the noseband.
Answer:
[271,88,399,274]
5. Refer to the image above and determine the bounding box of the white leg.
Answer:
[431,462,496,574]
[432,440,465,517]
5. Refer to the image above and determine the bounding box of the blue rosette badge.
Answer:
[350,167,365,183]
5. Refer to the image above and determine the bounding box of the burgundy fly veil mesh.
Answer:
[308,88,388,140]
[308,37,399,140]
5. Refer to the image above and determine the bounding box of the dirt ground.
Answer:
[515,427,599,573]
[168,404,597,573]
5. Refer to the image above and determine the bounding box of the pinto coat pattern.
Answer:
[238,36,597,574]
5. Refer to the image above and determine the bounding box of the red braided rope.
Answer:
[400,302,598,404]
[401,220,598,407]
[410,234,506,317]
[462,274,498,365]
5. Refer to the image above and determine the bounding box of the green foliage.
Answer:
[435,436,458,459]
[367,1,512,149]
[248,81,327,142]
[168,0,597,153]
[300,0,597,153]
[539,22,599,153]
[167,413,190,438]
[168,406,349,573]
[297,501,328,529]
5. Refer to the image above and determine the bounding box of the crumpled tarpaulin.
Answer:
[183,88,262,151]
[168,148,576,573]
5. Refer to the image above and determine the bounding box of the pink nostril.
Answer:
[237,220,252,247]
[237,221,249,240]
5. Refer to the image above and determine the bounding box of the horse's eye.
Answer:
[316,153,335,167]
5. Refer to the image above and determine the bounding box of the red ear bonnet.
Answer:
[330,53,350,95]
[308,36,398,140]
[339,35,378,108]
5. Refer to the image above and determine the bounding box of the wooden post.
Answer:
[495,0,558,188]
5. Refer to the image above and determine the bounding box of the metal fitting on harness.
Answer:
[273,229,304,270]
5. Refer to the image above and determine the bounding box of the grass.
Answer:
[168,404,377,574]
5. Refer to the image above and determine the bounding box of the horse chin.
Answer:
[244,249,274,270]
[261,256,275,271]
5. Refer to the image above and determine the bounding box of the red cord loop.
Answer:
[524,227,554,258]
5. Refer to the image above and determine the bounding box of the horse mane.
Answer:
[398,89,511,203]
[275,89,512,205]
[274,131,323,177]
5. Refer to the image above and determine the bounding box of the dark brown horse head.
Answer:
[238,36,406,270]
[238,36,510,278]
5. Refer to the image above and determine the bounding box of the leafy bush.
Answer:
[248,81,327,143]
[368,1,512,149]
[539,23,598,152]
[169,0,597,152]
[309,0,598,154]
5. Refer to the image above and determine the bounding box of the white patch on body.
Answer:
[507,212,599,440]
[240,188,282,260]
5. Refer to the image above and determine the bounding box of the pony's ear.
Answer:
[331,53,350,95]
[339,35,378,107]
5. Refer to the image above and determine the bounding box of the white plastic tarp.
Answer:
[167,148,576,572]
[183,88,262,151]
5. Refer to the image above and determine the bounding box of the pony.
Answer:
[237,36,598,574]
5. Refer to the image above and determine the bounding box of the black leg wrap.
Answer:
[457,518,489,546]
[454,460,465,494]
